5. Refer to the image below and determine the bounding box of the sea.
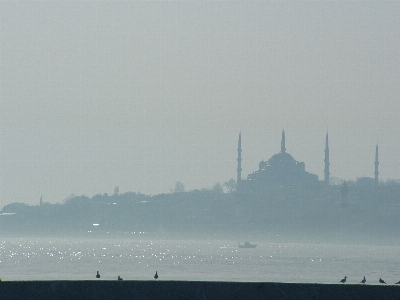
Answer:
[0,237,399,285]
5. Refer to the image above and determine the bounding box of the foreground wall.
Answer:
[1,281,399,300]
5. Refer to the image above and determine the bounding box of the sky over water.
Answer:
[1,1,399,206]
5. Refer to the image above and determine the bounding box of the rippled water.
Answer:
[0,238,399,284]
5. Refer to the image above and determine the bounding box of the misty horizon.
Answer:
[1,1,399,207]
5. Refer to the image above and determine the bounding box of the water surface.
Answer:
[0,238,398,284]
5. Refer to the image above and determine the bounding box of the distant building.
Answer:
[357,143,380,186]
[324,132,330,184]
[237,131,319,192]
[237,131,380,193]
[374,143,379,184]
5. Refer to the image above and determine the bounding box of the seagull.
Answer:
[340,276,347,283]
[154,271,158,280]
[379,278,386,284]
[360,276,366,284]
[118,276,123,281]
[96,271,100,279]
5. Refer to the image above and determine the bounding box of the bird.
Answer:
[154,271,158,280]
[340,276,347,283]
[379,278,386,284]
[360,276,366,284]
[96,271,100,279]
[118,276,123,281]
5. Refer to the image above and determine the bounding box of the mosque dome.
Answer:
[267,152,296,166]
[237,130,324,192]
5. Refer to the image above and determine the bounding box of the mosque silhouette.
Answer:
[236,131,379,192]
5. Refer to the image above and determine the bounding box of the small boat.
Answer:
[238,242,257,248]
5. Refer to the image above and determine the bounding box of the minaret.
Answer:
[237,132,242,190]
[281,130,286,153]
[40,195,43,206]
[324,132,330,184]
[374,143,379,185]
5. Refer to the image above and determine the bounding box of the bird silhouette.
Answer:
[360,276,366,284]
[118,275,123,281]
[96,271,100,279]
[379,278,386,284]
[154,271,158,280]
[340,276,347,283]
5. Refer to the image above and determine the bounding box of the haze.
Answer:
[1,1,399,207]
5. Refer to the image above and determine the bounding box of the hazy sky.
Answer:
[1,1,399,207]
